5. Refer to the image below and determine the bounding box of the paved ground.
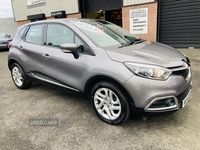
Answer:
[0,49,200,150]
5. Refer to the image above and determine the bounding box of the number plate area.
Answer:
[0,44,6,46]
[181,89,191,108]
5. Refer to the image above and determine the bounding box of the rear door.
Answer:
[18,24,46,81]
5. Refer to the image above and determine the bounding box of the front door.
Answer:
[42,23,91,92]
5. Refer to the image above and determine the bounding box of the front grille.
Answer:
[176,87,190,105]
[172,69,189,79]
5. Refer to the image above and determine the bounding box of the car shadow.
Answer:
[0,48,9,52]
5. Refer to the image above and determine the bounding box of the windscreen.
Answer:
[73,20,139,48]
[0,32,7,38]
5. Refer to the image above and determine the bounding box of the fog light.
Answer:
[166,100,175,106]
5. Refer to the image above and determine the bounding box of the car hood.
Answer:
[0,37,11,42]
[106,41,186,68]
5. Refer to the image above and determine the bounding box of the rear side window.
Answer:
[19,26,27,38]
[25,25,43,45]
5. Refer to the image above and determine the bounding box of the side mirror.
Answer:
[8,35,11,38]
[60,43,79,59]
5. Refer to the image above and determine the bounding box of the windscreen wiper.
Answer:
[118,42,133,48]
[133,38,146,44]
[118,38,146,48]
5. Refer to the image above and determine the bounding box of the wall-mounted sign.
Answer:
[130,8,148,34]
[51,11,66,18]
[27,0,46,9]
[27,14,46,22]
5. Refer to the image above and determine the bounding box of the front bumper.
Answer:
[124,65,192,115]
[0,43,8,49]
[130,86,192,116]
[144,86,192,112]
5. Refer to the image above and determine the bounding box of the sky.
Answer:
[0,0,13,18]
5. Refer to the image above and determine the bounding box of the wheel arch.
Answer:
[8,58,22,71]
[84,75,135,104]
[9,60,32,89]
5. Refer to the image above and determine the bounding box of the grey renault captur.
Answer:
[8,19,192,125]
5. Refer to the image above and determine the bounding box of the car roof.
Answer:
[20,18,99,27]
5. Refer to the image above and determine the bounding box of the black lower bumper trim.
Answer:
[130,103,178,117]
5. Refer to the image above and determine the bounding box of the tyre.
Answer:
[11,63,32,89]
[90,81,130,125]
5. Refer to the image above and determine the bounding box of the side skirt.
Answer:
[26,72,85,97]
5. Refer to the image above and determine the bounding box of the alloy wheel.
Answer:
[94,87,122,120]
[12,66,24,87]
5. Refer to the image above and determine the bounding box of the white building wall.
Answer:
[11,0,79,21]
[123,0,155,6]
[0,18,18,38]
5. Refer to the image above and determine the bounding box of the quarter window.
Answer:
[19,26,27,38]
[25,25,43,45]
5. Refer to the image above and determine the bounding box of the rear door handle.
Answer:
[43,54,51,59]
[18,46,23,50]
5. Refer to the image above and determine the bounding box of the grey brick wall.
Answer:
[0,18,17,39]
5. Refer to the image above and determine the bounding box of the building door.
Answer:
[81,0,122,26]
[158,0,200,48]
[84,0,122,13]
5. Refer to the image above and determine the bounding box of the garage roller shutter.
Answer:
[158,0,200,48]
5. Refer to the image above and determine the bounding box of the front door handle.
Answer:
[43,54,51,59]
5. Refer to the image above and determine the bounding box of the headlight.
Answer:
[124,62,172,80]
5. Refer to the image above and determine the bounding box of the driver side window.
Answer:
[47,24,74,47]
[46,23,90,54]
